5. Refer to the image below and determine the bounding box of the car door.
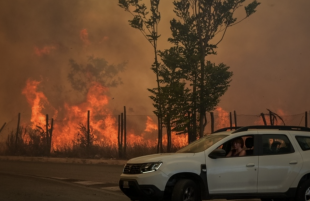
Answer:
[206,134,259,194]
[257,133,303,193]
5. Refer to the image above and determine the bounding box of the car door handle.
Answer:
[246,163,255,167]
[289,161,298,165]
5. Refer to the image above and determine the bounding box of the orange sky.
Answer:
[0,0,309,130]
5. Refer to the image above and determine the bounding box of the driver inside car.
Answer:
[226,137,246,157]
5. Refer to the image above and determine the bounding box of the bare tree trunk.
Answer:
[210,112,214,133]
[15,113,20,154]
[187,112,191,144]
[166,115,171,152]
[193,74,197,139]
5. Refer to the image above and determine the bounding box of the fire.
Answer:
[22,79,51,128]
[214,107,231,130]
[80,29,90,46]
[144,116,157,132]
[34,45,56,56]
[52,82,116,148]
[21,79,188,151]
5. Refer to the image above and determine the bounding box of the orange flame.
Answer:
[22,79,50,128]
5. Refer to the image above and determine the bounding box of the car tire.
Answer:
[297,179,310,201]
[171,179,200,201]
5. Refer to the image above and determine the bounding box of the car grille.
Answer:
[123,164,143,174]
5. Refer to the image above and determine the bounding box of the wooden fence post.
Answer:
[118,115,121,158]
[87,110,90,150]
[305,111,308,128]
[121,113,124,158]
[50,118,53,153]
[229,112,232,129]
[15,113,20,153]
[210,112,214,133]
[234,111,237,127]
[124,106,127,158]
[46,114,49,155]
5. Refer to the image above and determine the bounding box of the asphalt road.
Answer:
[0,159,260,201]
[0,160,127,201]
[0,172,126,201]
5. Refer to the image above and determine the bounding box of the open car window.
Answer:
[176,135,228,153]
[216,135,255,157]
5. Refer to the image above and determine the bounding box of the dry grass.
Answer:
[2,126,184,159]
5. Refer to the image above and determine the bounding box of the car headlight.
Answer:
[140,162,162,173]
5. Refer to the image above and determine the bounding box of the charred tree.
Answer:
[261,113,267,126]
[267,109,285,126]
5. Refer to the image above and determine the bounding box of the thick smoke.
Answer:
[0,0,310,133]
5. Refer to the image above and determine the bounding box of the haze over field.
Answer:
[0,0,309,129]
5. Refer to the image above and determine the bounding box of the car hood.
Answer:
[127,153,195,164]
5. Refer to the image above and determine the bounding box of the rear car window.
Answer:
[262,134,294,155]
[295,136,310,151]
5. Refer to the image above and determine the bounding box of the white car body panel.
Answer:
[206,155,258,194]
[289,132,310,187]
[257,131,303,193]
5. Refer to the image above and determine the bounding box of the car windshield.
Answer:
[176,135,228,153]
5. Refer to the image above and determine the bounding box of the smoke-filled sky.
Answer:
[0,0,310,127]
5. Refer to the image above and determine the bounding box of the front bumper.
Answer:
[119,179,164,201]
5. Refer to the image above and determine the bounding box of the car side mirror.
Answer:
[208,149,226,159]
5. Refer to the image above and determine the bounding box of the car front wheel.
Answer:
[171,179,200,201]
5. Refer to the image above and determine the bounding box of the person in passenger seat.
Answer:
[226,137,246,157]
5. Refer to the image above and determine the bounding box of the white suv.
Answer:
[119,126,310,201]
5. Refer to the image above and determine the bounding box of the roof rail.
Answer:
[232,125,310,133]
[213,127,243,133]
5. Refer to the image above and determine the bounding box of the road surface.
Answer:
[0,159,260,201]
